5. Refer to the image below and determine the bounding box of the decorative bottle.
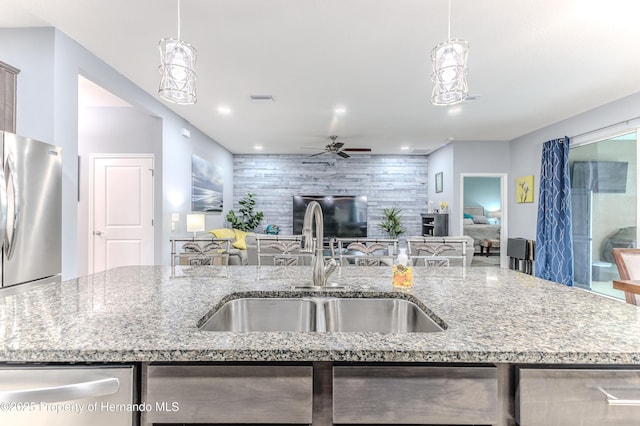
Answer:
[392,248,413,288]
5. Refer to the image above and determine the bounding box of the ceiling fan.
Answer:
[310,135,371,158]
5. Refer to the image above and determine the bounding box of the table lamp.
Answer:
[186,213,205,239]
[489,210,501,225]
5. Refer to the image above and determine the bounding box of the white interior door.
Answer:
[90,155,154,273]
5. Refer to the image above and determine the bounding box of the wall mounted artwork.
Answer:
[435,172,443,193]
[192,154,223,212]
[516,175,534,203]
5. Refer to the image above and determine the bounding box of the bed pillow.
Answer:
[463,212,474,219]
[472,215,490,224]
[463,218,474,225]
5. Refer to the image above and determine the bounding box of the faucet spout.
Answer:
[301,201,336,287]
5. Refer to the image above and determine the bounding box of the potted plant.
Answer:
[378,206,407,239]
[226,193,264,231]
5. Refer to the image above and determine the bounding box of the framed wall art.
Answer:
[191,154,223,212]
[435,172,443,193]
[516,175,534,203]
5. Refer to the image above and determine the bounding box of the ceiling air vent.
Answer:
[249,95,274,102]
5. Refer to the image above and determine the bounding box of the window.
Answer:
[570,131,638,299]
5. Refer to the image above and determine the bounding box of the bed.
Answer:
[463,206,501,252]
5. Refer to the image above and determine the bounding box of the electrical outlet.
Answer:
[171,213,180,222]
[171,222,176,231]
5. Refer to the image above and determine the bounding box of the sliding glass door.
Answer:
[569,131,638,299]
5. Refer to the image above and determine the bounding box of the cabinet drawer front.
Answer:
[333,366,497,424]
[517,368,640,426]
[145,365,313,424]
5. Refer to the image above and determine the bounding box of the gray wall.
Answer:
[0,27,233,276]
[77,106,163,276]
[232,154,429,239]
[509,92,640,241]
[427,140,510,236]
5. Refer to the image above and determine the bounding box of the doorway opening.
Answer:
[78,75,161,276]
[460,173,508,268]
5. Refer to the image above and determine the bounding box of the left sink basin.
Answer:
[199,298,317,332]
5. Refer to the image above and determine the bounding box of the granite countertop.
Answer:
[0,265,639,364]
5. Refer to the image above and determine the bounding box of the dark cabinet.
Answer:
[421,213,448,236]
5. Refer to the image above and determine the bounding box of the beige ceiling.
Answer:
[2,0,640,155]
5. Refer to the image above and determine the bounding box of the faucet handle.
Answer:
[323,258,337,284]
[300,233,313,253]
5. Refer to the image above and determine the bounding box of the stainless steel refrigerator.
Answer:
[0,131,62,288]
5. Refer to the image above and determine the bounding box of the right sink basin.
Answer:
[323,298,444,333]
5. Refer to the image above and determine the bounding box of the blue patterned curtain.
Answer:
[535,137,574,285]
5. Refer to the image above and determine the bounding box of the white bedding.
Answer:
[463,206,501,248]
[463,223,501,246]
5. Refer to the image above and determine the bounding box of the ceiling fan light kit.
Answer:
[158,0,197,105]
[431,0,469,106]
[310,135,372,159]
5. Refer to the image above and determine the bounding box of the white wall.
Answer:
[509,92,640,241]
[0,27,233,277]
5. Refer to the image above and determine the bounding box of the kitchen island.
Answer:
[1,265,640,425]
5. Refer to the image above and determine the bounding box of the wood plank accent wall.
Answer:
[232,154,428,238]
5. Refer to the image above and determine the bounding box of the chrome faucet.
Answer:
[301,201,337,287]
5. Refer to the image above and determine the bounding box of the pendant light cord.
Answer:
[177,0,182,40]
[447,0,451,41]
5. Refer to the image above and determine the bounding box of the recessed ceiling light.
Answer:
[401,145,410,151]
[448,106,462,114]
[334,106,347,115]
[218,106,232,115]
[254,144,263,151]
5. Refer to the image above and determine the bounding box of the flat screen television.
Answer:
[292,195,367,238]
[571,161,628,193]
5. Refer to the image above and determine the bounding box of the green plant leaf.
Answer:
[226,193,264,231]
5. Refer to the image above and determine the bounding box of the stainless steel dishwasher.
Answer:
[0,365,134,425]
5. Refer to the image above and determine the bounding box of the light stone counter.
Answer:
[0,265,639,364]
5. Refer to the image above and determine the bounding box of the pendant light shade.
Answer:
[158,0,197,105]
[431,0,469,106]
[431,38,468,106]
[159,38,197,104]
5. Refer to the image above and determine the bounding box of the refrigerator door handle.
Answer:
[4,155,18,260]
[0,161,7,252]
[0,377,120,403]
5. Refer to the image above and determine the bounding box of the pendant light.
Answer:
[158,0,197,104]
[431,0,469,106]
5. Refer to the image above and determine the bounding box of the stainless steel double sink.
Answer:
[199,296,445,333]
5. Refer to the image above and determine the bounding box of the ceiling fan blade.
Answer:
[337,151,350,158]
[333,142,344,149]
[310,151,326,157]
[343,148,372,152]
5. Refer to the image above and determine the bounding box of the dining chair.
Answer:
[256,235,312,267]
[612,248,640,305]
[406,237,467,267]
[333,238,397,267]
